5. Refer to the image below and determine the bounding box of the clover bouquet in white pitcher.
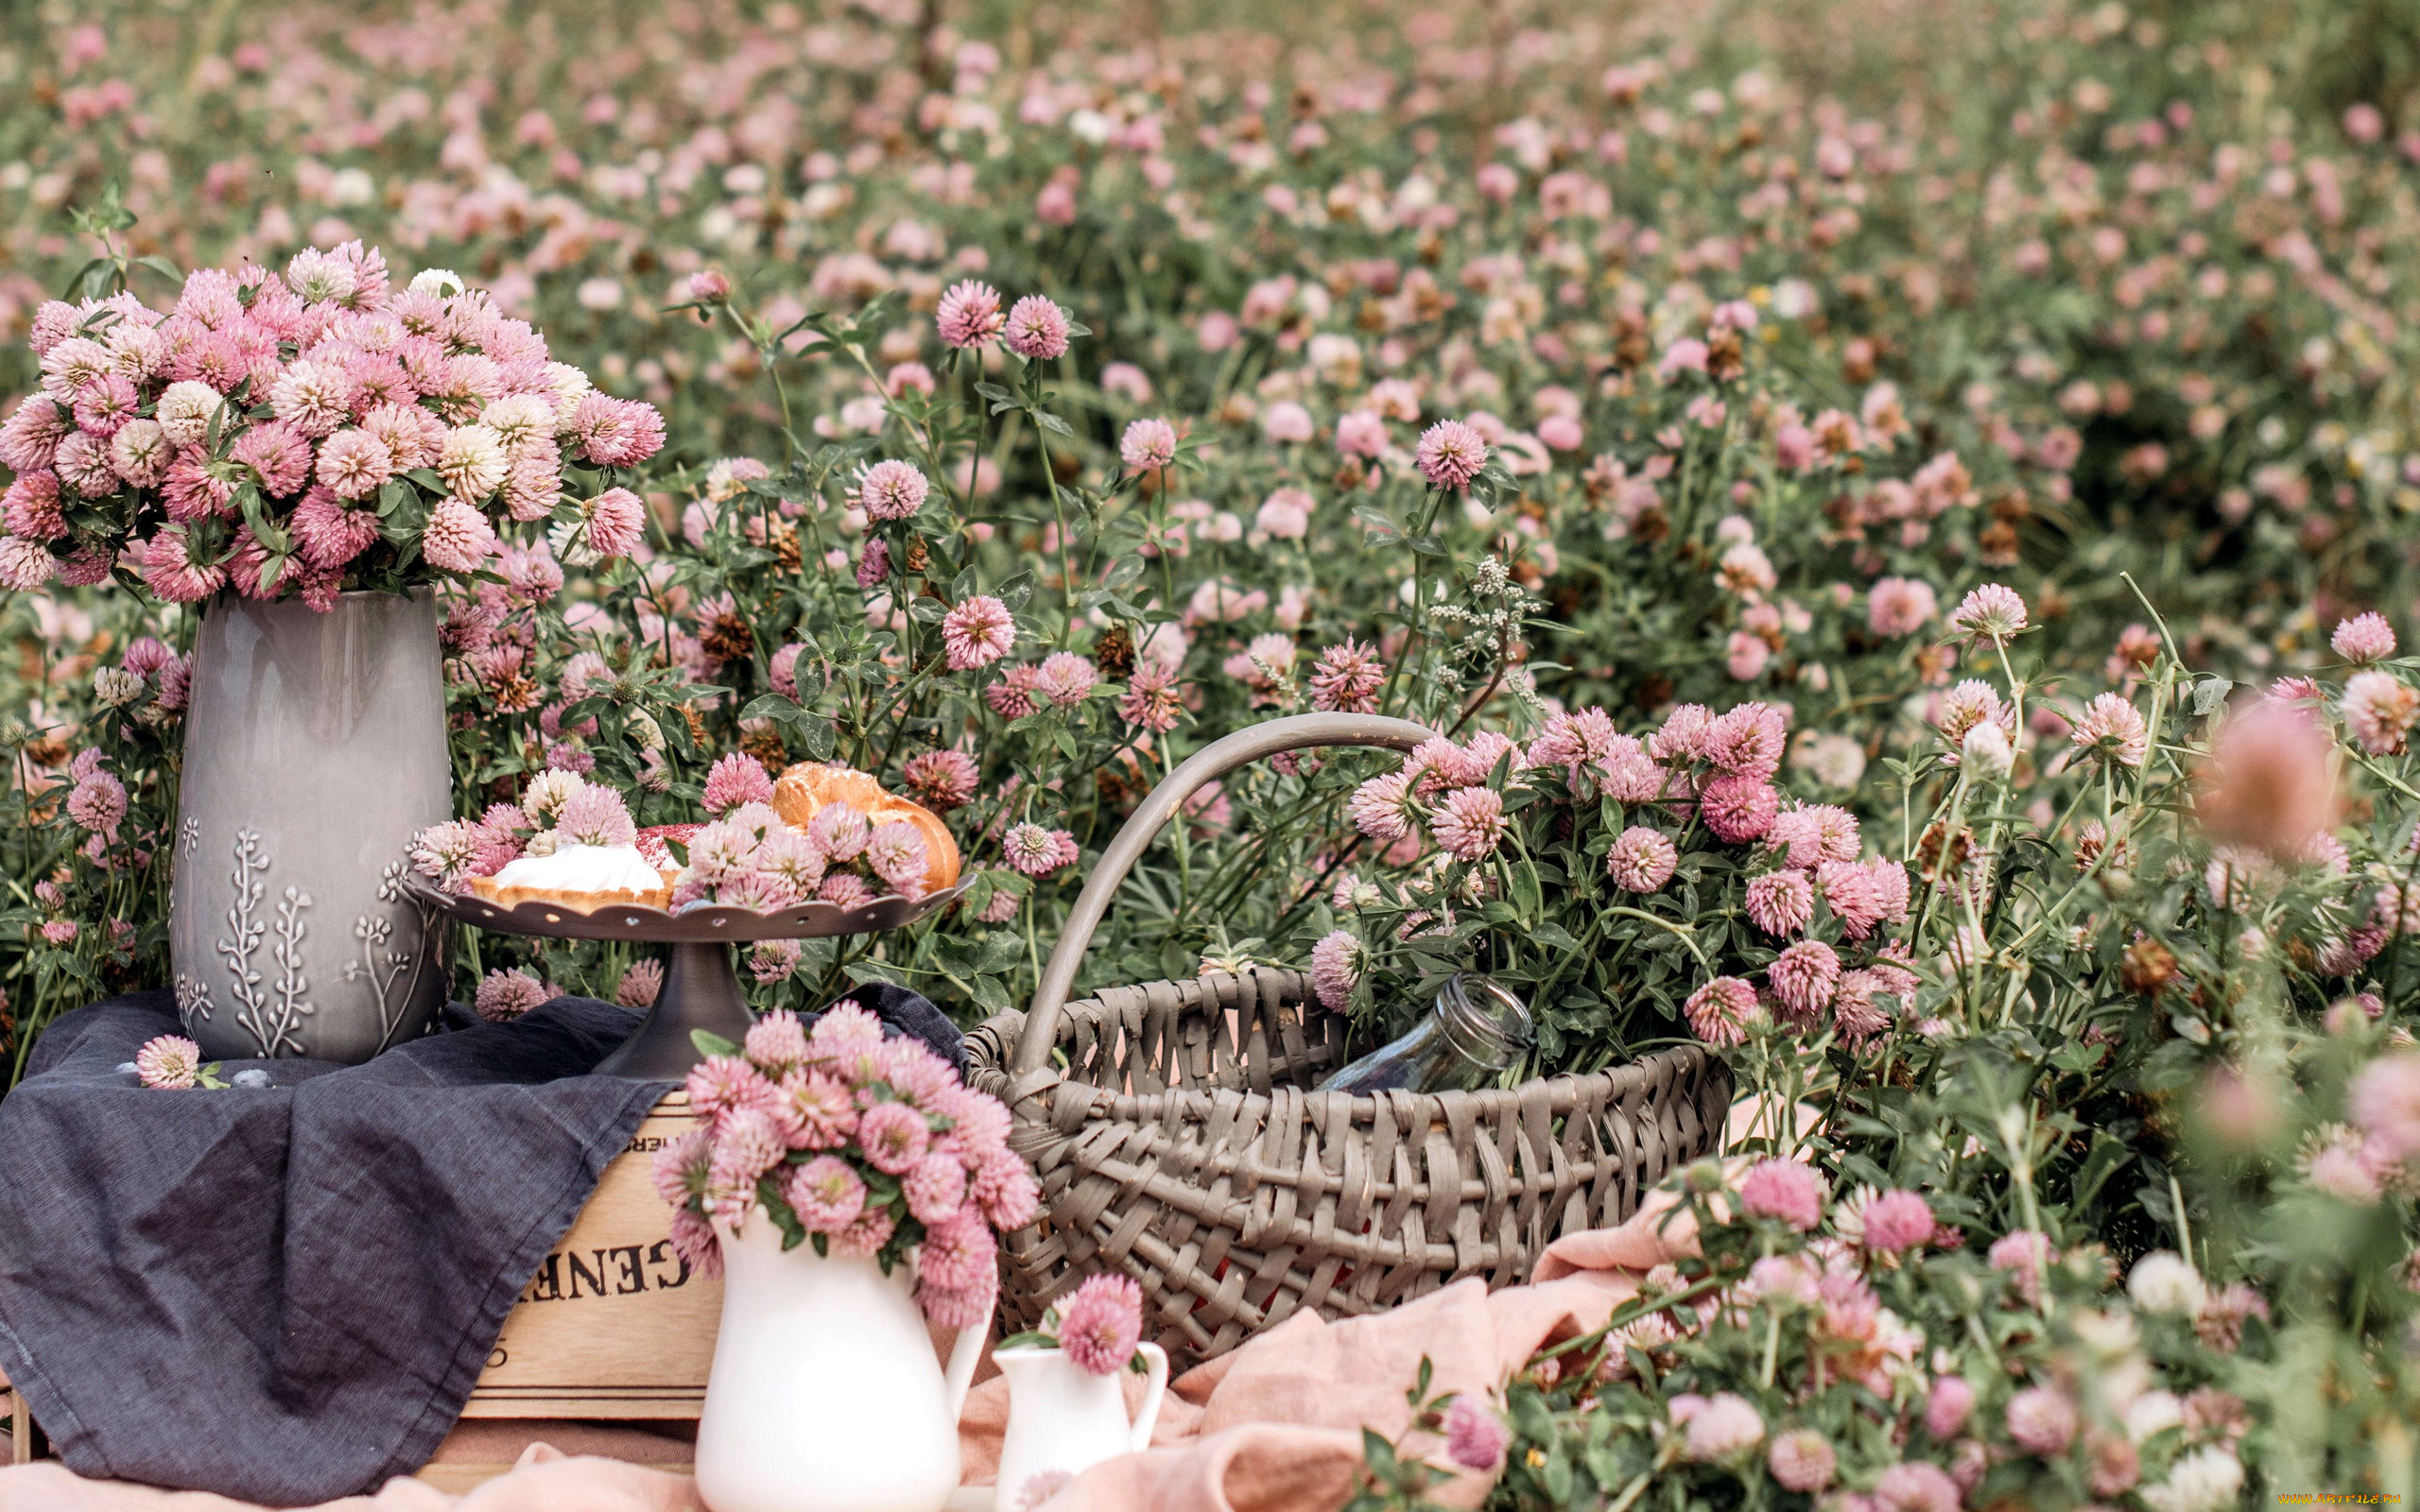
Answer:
[996,1273,1151,1376]
[661,1000,1041,1512]
[652,1001,1038,1326]
[992,1274,1170,1512]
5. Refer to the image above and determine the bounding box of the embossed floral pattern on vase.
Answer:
[169,590,452,1063]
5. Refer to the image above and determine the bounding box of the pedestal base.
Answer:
[595,941,755,1079]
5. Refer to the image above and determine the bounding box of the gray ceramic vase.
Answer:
[168,589,453,1063]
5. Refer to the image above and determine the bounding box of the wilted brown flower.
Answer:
[1705,327,1746,382]
[1915,820,1975,884]
[1093,623,1135,680]
[2121,936,2177,995]
[700,610,754,668]
[739,723,788,768]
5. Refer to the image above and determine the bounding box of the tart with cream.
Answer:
[469,842,672,912]
[772,762,962,894]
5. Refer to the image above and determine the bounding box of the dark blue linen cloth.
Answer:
[0,990,670,1503]
[0,984,967,1503]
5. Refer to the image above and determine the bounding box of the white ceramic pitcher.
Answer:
[694,1215,991,1512]
[990,1342,1169,1512]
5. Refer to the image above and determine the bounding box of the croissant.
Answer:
[772,762,962,895]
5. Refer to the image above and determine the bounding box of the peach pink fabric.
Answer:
[961,1190,1708,1512]
[0,1432,702,1510]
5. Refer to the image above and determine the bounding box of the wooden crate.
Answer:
[461,1091,721,1419]
[8,1384,39,1465]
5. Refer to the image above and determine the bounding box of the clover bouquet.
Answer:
[652,1002,1039,1326]
[0,244,664,606]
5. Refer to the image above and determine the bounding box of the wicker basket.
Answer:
[964,713,1735,1370]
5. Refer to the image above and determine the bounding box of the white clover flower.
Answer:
[93,667,144,709]
[105,320,164,381]
[1772,278,1817,319]
[156,380,228,449]
[703,458,749,502]
[285,248,358,305]
[2066,1306,2139,1360]
[1961,720,2014,779]
[409,267,466,297]
[479,393,556,455]
[2123,1389,2185,1444]
[521,768,587,826]
[1793,731,1866,790]
[544,362,594,431]
[110,419,170,488]
[2125,1251,2206,1316]
[270,359,353,438]
[2142,1447,2244,1512]
[436,423,510,503]
[1829,1184,1878,1247]
[546,517,596,568]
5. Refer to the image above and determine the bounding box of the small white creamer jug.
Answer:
[990,1342,1169,1512]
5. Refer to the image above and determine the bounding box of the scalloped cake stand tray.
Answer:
[406,877,970,1078]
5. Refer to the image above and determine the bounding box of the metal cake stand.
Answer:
[406,876,970,1079]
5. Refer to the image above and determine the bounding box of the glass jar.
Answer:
[1316,971,1533,1094]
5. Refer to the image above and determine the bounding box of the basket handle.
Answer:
[1014,712,1436,1074]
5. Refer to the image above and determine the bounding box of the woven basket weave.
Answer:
[965,713,1735,1370]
